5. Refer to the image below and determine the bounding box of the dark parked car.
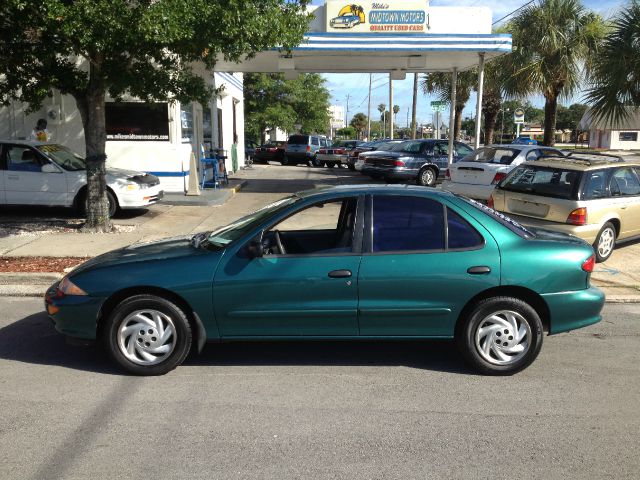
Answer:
[317,139,364,168]
[361,139,474,186]
[346,139,393,171]
[45,185,604,376]
[253,141,286,164]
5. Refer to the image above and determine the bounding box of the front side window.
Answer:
[455,143,473,156]
[5,146,46,172]
[372,196,445,252]
[264,198,358,255]
[610,167,640,196]
[433,143,448,156]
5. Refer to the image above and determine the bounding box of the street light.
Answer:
[500,108,510,144]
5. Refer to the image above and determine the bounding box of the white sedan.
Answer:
[441,144,564,201]
[0,140,163,216]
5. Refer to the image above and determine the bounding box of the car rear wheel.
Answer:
[280,156,290,166]
[456,297,543,375]
[417,167,436,187]
[326,162,336,168]
[311,156,323,168]
[347,164,356,171]
[103,294,193,375]
[593,222,616,263]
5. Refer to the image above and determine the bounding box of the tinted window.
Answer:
[433,143,448,155]
[462,147,520,165]
[288,135,309,145]
[582,170,608,199]
[610,167,640,196]
[311,137,320,146]
[499,165,581,200]
[372,196,445,252]
[447,208,484,249]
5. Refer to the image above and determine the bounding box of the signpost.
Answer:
[514,108,525,137]
[431,101,447,139]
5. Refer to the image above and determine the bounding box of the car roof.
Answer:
[294,183,457,200]
[522,153,639,171]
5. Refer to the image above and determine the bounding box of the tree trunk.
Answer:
[454,104,464,140]
[76,62,111,232]
[411,73,418,139]
[543,93,558,146]
[483,109,499,146]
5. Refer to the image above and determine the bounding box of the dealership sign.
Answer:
[326,1,430,33]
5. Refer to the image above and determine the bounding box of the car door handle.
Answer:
[7,175,19,180]
[467,266,491,275]
[328,269,352,278]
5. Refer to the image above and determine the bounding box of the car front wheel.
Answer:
[593,222,616,262]
[103,294,193,375]
[78,189,118,218]
[456,296,543,375]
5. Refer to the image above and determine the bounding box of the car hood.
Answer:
[68,235,213,277]
[105,167,151,181]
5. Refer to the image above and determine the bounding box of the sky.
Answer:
[309,0,626,127]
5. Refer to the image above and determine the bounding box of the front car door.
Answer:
[213,195,364,336]
[3,144,68,206]
[357,193,501,336]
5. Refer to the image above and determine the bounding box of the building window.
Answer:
[619,132,638,142]
[106,102,169,141]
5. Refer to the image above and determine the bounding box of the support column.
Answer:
[447,67,457,166]
[367,73,372,140]
[474,53,485,149]
[389,74,394,139]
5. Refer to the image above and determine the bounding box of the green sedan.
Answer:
[45,185,604,376]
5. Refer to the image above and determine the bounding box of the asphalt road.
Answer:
[0,298,638,479]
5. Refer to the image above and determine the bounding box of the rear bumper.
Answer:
[317,154,346,163]
[361,166,418,180]
[497,211,602,244]
[441,180,495,200]
[542,287,605,334]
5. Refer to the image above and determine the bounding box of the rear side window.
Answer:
[288,135,309,145]
[372,196,445,252]
[311,137,320,146]
[499,165,581,200]
[447,208,484,249]
[582,170,608,199]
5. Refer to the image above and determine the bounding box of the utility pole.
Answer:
[389,74,394,139]
[411,73,418,139]
[367,74,372,141]
[345,94,350,127]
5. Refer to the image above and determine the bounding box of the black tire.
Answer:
[311,156,323,168]
[103,294,193,375]
[326,162,336,168]
[455,296,543,375]
[417,167,437,187]
[280,156,289,166]
[347,164,356,171]
[77,189,118,218]
[593,222,616,263]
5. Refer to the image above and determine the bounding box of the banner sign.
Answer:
[326,1,430,33]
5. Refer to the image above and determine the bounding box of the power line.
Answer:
[492,0,536,25]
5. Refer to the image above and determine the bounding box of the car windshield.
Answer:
[377,142,406,151]
[499,165,582,200]
[36,144,86,171]
[206,195,300,248]
[288,135,309,145]
[459,196,535,239]
[462,147,520,165]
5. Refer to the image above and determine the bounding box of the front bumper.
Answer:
[317,153,347,164]
[542,286,605,334]
[441,180,495,200]
[45,282,104,339]
[117,185,164,209]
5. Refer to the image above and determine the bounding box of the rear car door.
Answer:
[3,144,69,206]
[610,167,640,238]
[357,194,500,336]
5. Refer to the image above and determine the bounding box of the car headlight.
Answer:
[58,276,88,296]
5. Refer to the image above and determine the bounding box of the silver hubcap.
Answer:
[421,169,434,185]
[475,310,531,365]
[597,228,615,258]
[117,309,176,366]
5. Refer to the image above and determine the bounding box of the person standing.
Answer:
[30,119,51,142]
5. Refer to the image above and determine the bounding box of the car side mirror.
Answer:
[41,163,59,173]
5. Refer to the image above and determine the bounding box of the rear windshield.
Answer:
[288,135,309,145]
[377,141,407,151]
[461,147,520,165]
[459,196,535,239]
[499,165,582,200]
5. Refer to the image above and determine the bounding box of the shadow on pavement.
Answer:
[0,312,473,375]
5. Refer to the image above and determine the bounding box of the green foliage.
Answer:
[556,103,588,130]
[349,112,368,136]
[585,1,640,125]
[336,126,356,138]
[244,73,331,141]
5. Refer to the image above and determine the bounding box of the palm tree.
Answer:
[503,0,605,146]
[422,70,476,140]
[378,103,386,137]
[585,1,640,125]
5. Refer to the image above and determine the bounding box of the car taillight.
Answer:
[393,160,406,167]
[487,195,494,209]
[268,148,276,152]
[492,172,507,185]
[567,207,587,226]
[445,168,450,180]
[335,149,344,154]
[319,149,325,154]
[306,145,311,152]
[581,254,595,273]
